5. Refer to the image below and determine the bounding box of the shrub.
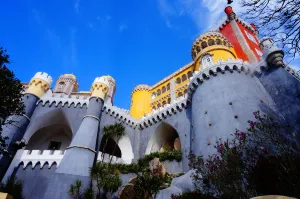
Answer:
[188,111,300,198]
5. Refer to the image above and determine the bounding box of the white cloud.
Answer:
[119,24,128,32]
[156,0,245,31]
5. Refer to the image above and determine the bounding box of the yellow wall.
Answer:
[194,45,237,71]
[25,79,50,98]
[130,89,151,119]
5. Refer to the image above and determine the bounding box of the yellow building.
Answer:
[130,31,237,119]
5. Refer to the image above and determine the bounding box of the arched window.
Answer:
[162,101,166,106]
[216,39,222,45]
[182,74,187,82]
[201,41,208,49]
[178,92,183,97]
[157,89,161,96]
[196,46,201,52]
[167,83,170,90]
[58,82,65,89]
[162,86,166,93]
[183,89,187,94]
[151,93,156,99]
[168,98,171,104]
[176,77,181,84]
[223,41,227,46]
[208,39,215,46]
[157,103,161,108]
[201,55,213,69]
[187,71,193,78]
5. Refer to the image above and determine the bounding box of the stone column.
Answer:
[56,76,110,176]
[0,72,52,180]
[170,78,176,103]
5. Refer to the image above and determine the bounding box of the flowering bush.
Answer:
[188,111,300,198]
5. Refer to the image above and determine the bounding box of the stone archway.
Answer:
[145,122,181,155]
[26,124,72,151]
[99,134,134,164]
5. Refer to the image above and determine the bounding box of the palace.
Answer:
[0,6,299,199]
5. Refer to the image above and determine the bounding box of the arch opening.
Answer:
[26,124,72,151]
[145,122,181,155]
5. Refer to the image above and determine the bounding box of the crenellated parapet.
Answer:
[25,72,52,98]
[91,76,111,100]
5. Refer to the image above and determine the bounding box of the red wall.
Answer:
[220,22,249,61]
[236,22,262,61]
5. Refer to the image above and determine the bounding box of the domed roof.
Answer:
[63,74,76,79]
[191,31,232,60]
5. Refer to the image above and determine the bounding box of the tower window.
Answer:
[58,82,65,89]
[176,77,181,84]
[48,141,62,150]
[216,39,222,45]
[162,86,166,93]
[157,89,161,96]
[201,55,213,69]
[182,74,187,82]
[208,39,215,46]
[166,83,170,90]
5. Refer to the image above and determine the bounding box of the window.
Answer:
[167,83,170,90]
[176,77,181,84]
[208,39,215,46]
[184,89,188,94]
[182,74,187,82]
[168,98,171,104]
[255,48,263,56]
[58,82,65,89]
[48,141,62,150]
[162,101,166,106]
[162,86,166,93]
[216,39,222,45]
[244,30,257,44]
[157,89,161,96]
[157,103,161,108]
[187,71,193,79]
[151,93,156,99]
[201,55,213,69]
[201,41,208,49]
[178,92,183,97]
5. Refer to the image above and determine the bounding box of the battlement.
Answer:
[33,72,53,85]
[93,76,111,86]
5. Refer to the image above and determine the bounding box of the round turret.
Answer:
[53,74,79,95]
[191,31,237,71]
[259,37,284,67]
[90,76,111,100]
[130,84,151,119]
[102,75,116,105]
[25,72,52,98]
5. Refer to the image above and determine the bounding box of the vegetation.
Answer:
[184,111,300,198]
[0,175,25,199]
[69,179,83,199]
[101,123,125,163]
[0,47,25,155]
[241,0,299,58]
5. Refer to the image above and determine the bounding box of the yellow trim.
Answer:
[25,78,50,98]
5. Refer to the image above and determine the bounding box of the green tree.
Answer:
[0,47,25,155]
[0,175,25,199]
[68,179,83,199]
[101,123,125,163]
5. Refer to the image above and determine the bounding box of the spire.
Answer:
[224,6,236,21]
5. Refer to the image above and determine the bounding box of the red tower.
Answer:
[219,6,262,62]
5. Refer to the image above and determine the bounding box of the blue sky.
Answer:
[1,0,299,109]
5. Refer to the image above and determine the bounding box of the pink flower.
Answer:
[250,121,257,128]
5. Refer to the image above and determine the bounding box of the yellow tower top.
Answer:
[25,72,52,98]
[63,74,76,79]
[130,84,152,119]
[191,31,237,71]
